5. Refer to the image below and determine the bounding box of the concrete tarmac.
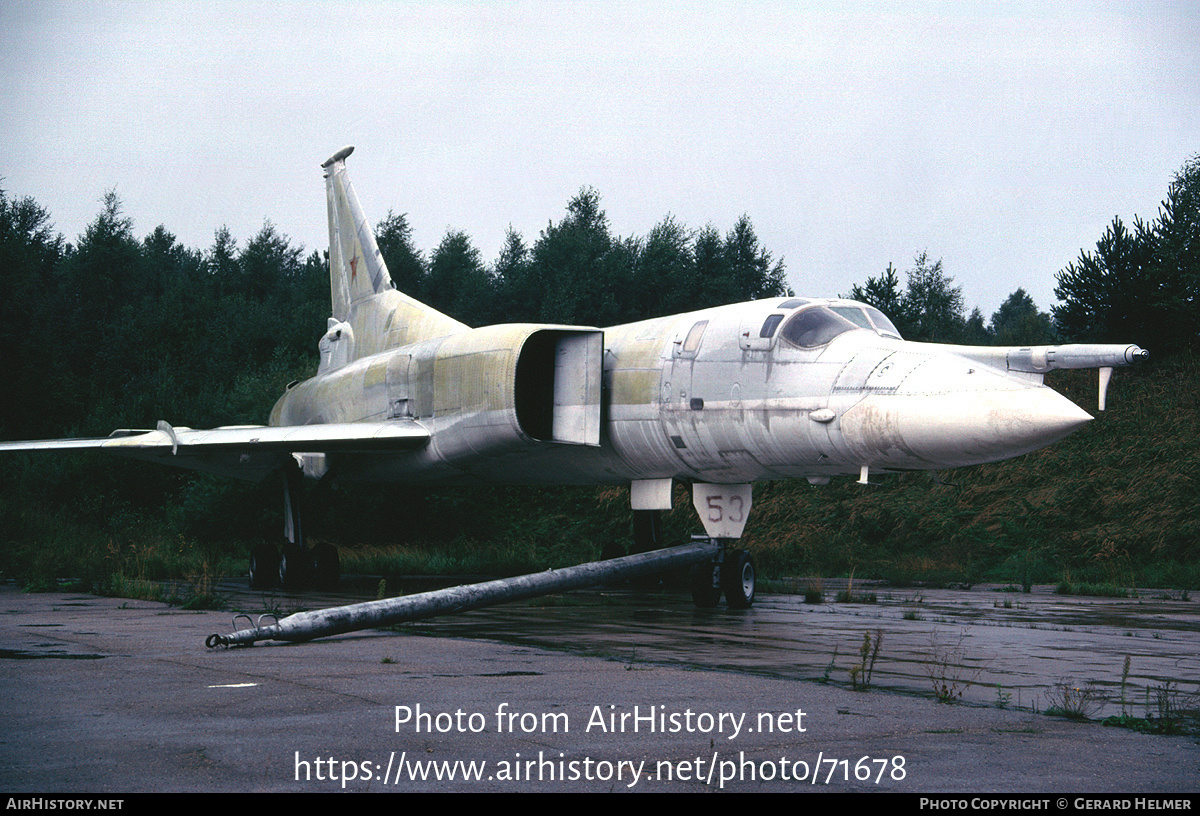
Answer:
[0,580,1197,793]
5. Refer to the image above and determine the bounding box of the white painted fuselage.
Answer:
[269,293,1130,490]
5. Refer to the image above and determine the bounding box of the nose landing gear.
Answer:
[690,538,756,609]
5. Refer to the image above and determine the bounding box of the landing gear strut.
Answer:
[689,538,756,609]
[247,463,340,591]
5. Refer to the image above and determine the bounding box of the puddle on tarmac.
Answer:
[221,578,1199,719]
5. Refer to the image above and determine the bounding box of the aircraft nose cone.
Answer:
[840,384,1093,469]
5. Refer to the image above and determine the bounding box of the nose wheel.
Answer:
[721,549,756,608]
[690,542,756,609]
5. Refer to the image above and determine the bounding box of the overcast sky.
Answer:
[2,0,1197,320]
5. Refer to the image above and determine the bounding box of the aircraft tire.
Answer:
[279,541,309,590]
[690,563,722,608]
[310,542,340,588]
[721,550,756,609]
[249,544,279,589]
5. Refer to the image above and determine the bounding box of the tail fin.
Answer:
[322,146,393,319]
[319,147,467,362]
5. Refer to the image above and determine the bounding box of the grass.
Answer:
[0,504,235,609]
[804,578,824,604]
[1041,655,1200,735]
[850,630,883,690]
[1043,679,1108,721]
[337,538,546,578]
[924,629,986,704]
[821,646,839,683]
[1103,682,1200,736]
[1055,581,1132,598]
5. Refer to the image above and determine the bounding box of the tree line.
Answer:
[845,253,1059,347]
[1053,155,1199,354]
[377,187,790,329]
[844,156,1199,355]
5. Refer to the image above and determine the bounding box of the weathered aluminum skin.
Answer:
[265,288,1125,488]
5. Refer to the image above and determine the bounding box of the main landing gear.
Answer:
[689,538,756,609]
[248,464,340,591]
[249,540,341,590]
[248,537,340,590]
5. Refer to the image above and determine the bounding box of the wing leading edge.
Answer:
[0,420,430,481]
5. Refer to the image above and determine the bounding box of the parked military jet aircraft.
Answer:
[1,147,1146,608]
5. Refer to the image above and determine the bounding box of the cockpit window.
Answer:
[779,304,904,348]
[863,306,902,338]
[830,306,873,330]
[680,320,708,354]
[779,307,859,348]
[778,298,810,310]
[759,313,784,338]
[831,305,903,337]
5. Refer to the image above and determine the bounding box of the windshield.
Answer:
[779,307,859,348]
[862,306,901,338]
[779,304,903,348]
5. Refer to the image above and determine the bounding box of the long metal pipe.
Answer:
[206,538,721,647]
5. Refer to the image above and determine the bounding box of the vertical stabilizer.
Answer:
[318,147,468,361]
[322,146,390,320]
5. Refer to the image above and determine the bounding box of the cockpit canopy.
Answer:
[777,303,902,348]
